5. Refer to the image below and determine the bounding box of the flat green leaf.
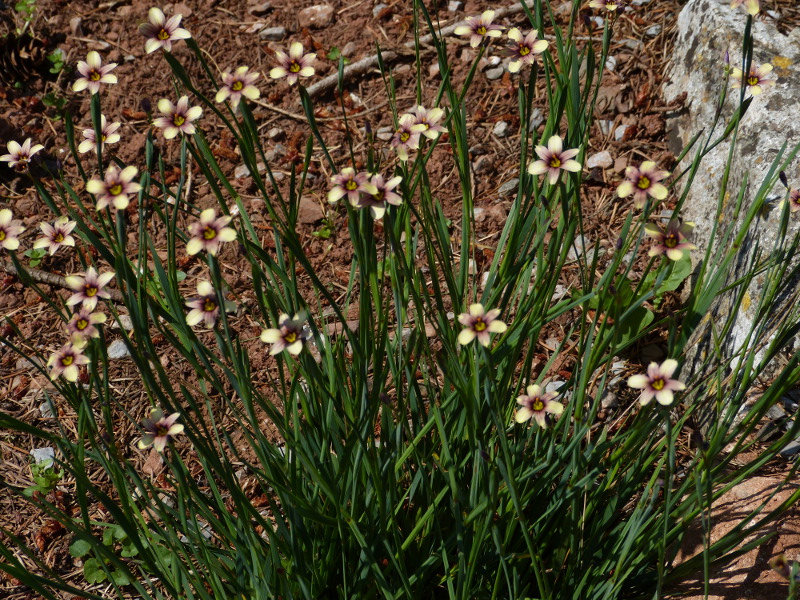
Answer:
[110,569,131,586]
[69,539,92,558]
[82,558,107,584]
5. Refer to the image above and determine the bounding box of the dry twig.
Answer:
[306,1,537,98]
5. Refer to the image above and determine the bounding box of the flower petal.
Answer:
[627,374,650,389]
[458,329,476,345]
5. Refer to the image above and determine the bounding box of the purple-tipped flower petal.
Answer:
[269,42,316,86]
[644,219,697,261]
[0,138,44,170]
[261,313,308,355]
[454,10,503,48]
[65,267,116,312]
[138,408,184,452]
[33,216,77,255]
[731,62,775,96]
[139,7,191,54]
[515,384,564,428]
[78,115,121,154]
[216,66,261,109]
[617,161,670,209]
[628,359,686,406]
[0,209,25,251]
[72,51,117,95]
[527,135,582,185]
[47,341,90,382]
[154,96,202,139]
[506,28,548,73]
[457,303,507,347]
[85,165,141,211]
[186,208,237,256]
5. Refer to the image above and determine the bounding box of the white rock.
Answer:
[498,178,519,197]
[473,155,492,174]
[298,4,334,28]
[568,235,591,260]
[69,17,82,36]
[664,0,800,370]
[39,400,56,419]
[614,124,630,141]
[259,26,286,41]
[235,162,266,179]
[598,119,614,136]
[485,66,504,81]
[605,56,617,71]
[111,314,133,330]
[493,121,510,138]
[529,108,545,130]
[600,390,618,409]
[372,3,387,17]
[107,339,131,360]
[646,24,662,37]
[587,151,613,169]
[30,447,55,466]
[429,63,440,77]
[448,0,463,11]
[376,126,394,141]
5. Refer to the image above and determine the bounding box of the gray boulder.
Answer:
[664,0,800,372]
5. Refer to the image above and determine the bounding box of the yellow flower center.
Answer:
[0,231,5,242]
[637,175,651,190]
[155,424,169,436]
[100,134,107,141]
[158,29,170,40]
[664,234,678,248]
[652,378,665,390]
[54,233,64,243]
[400,132,410,142]
[477,26,487,35]
[747,75,759,86]
[519,45,531,56]
[62,355,74,366]
[173,114,186,127]
[76,319,88,330]
[289,61,301,73]
[85,285,98,297]
[532,398,544,411]
[549,157,562,168]
[90,71,101,81]
[204,299,217,312]
[109,184,123,196]
[474,319,487,332]
[346,180,358,190]
[373,190,385,202]
[203,227,217,240]
[232,81,243,91]
[285,332,297,343]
